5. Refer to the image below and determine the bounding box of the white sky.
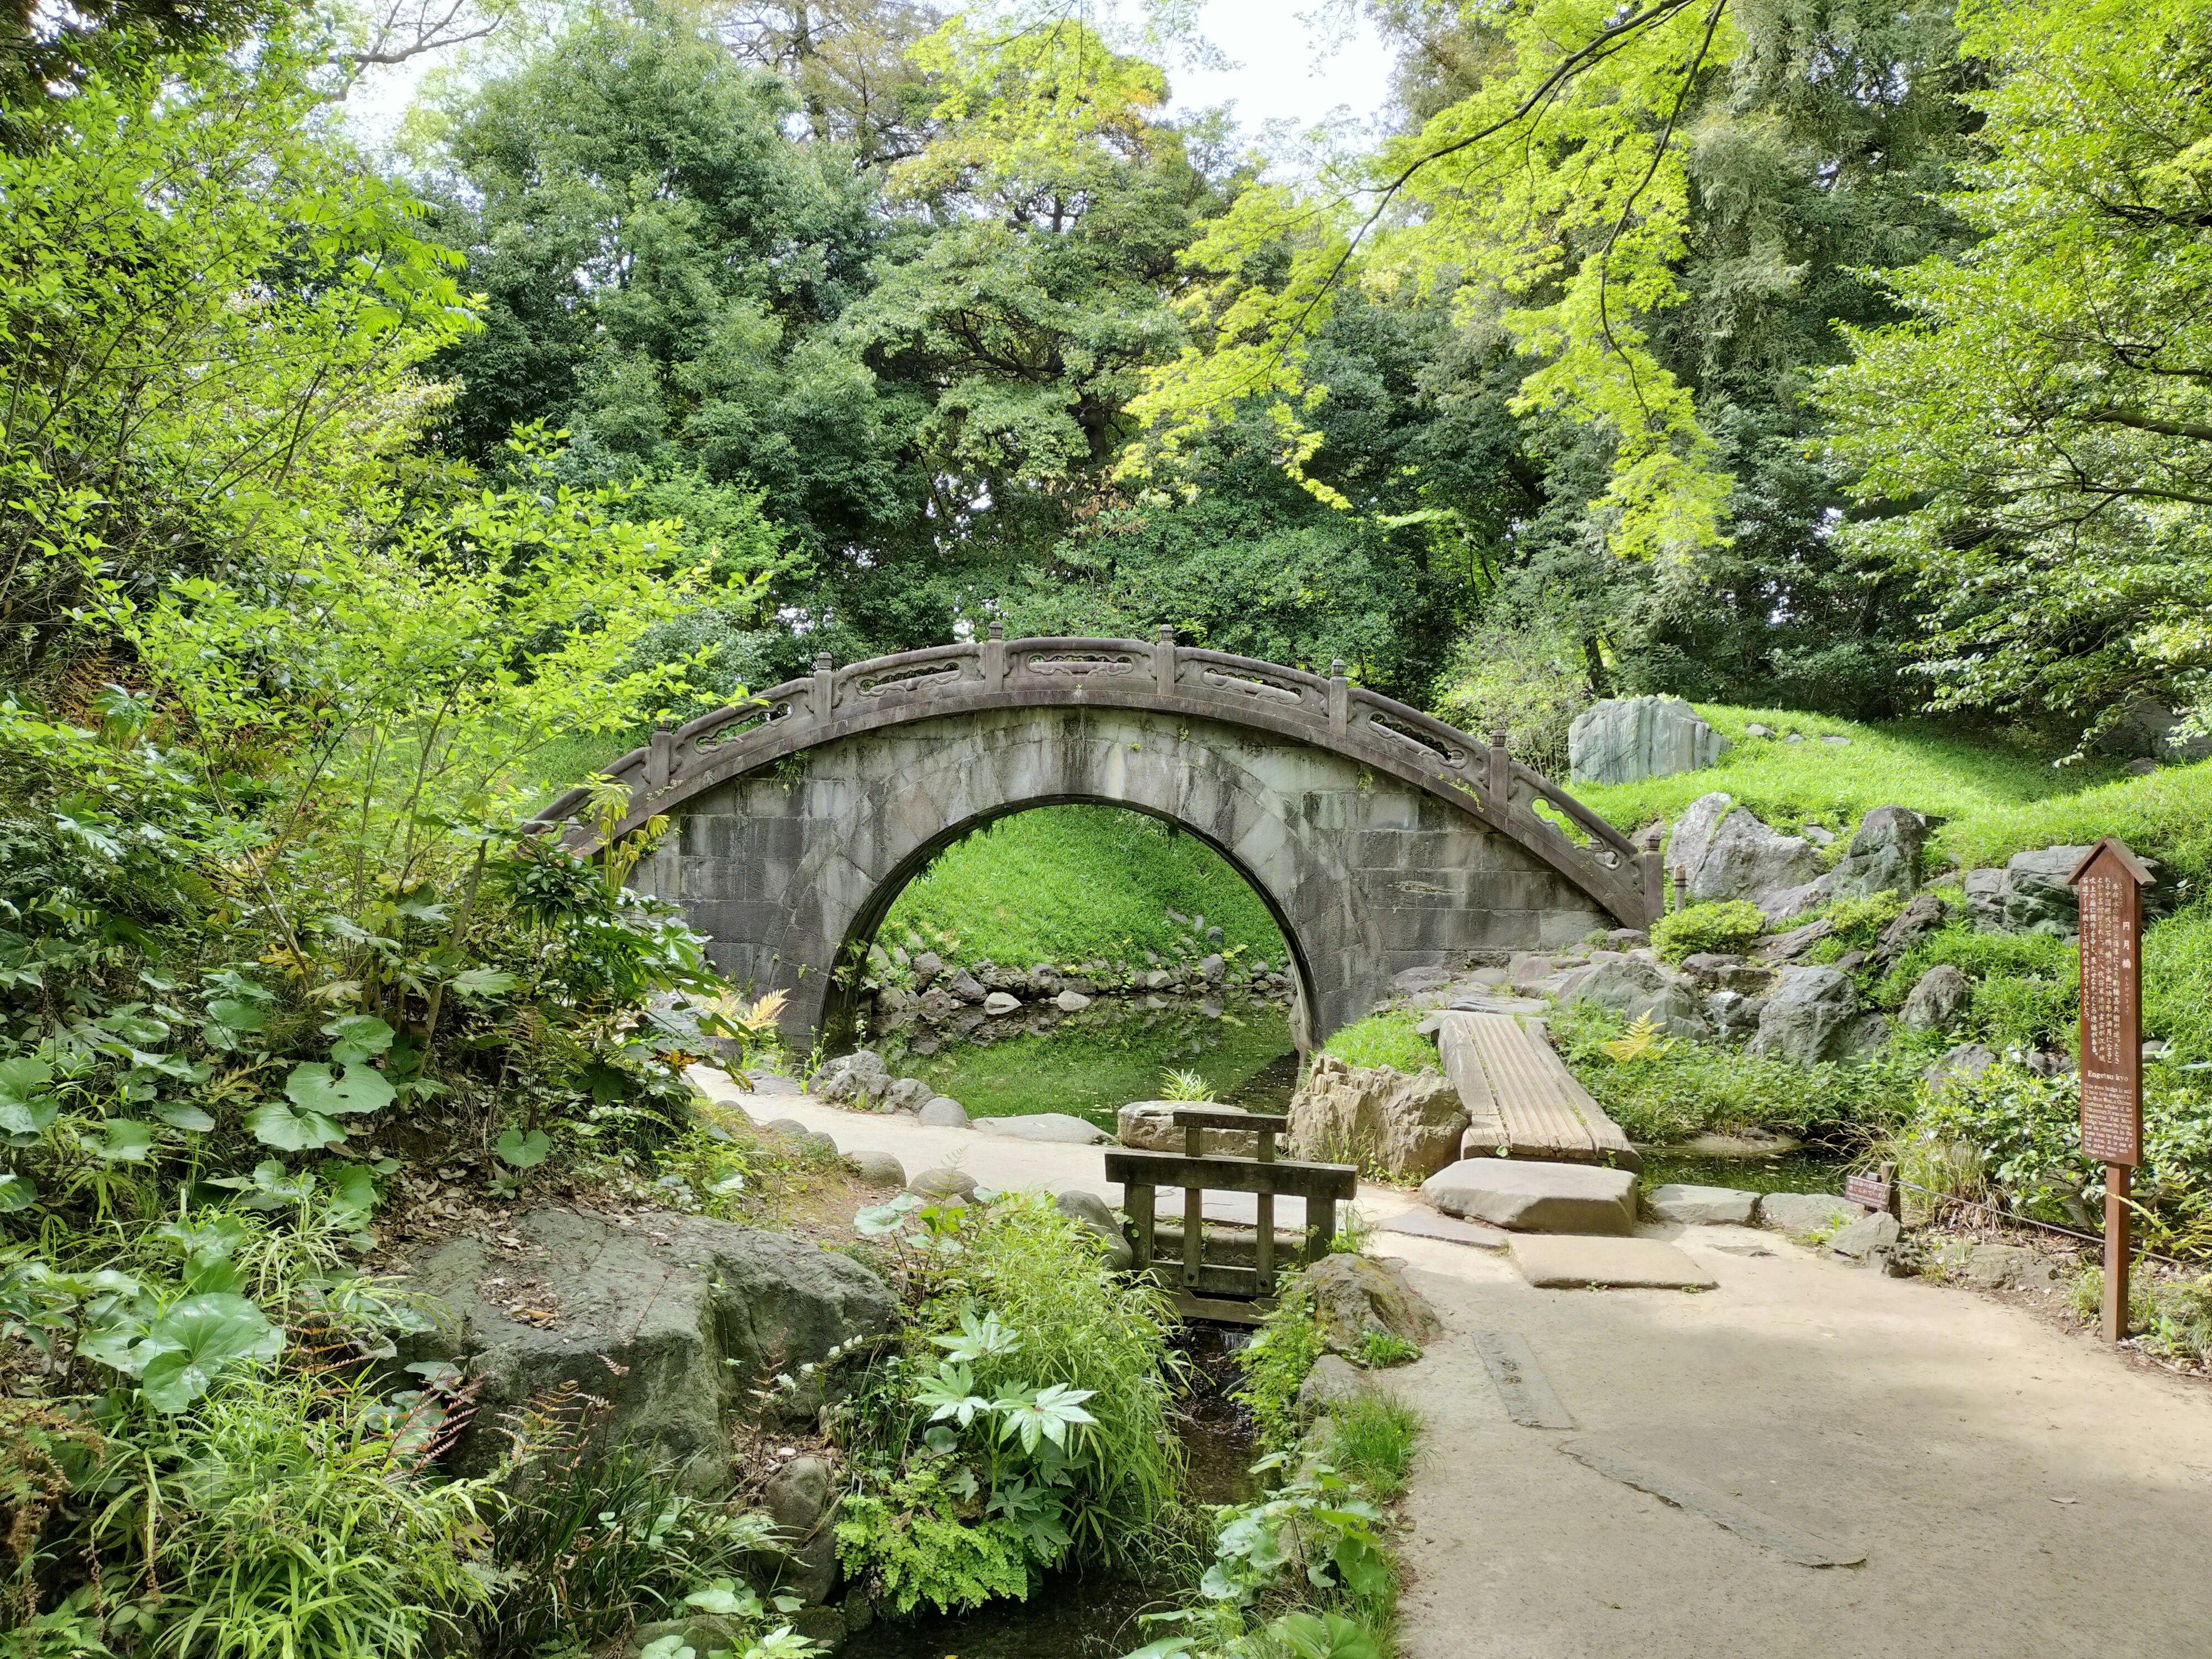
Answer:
[342,0,1401,156]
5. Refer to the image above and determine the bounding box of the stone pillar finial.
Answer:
[1160,624,1176,644]
[813,651,833,671]
[1327,661,1349,738]
[1330,658,1346,679]
[988,620,1005,640]
[1492,729,1510,751]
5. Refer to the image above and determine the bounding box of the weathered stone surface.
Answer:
[945,970,986,1004]
[1900,964,1972,1033]
[1054,1189,1134,1270]
[907,1166,978,1201]
[972,1112,1111,1144]
[812,1049,891,1107]
[797,1131,839,1160]
[1569,696,1729,785]
[397,1208,896,1489]
[1393,965,1455,995]
[1678,953,1772,994]
[1758,1192,1865,1234]
[1703,989,1764,1043]
[1419,1158,1638,1234]
[1305,1253,1444,1348]
[1646,1183,1758,1225]
[760,1455,840,1603]
[1923,1042,1998,1089]
[1878,893,1949,964]
[880,1077,933,1115]
[1758,916,1835,962]
[1556,956,1710,1039]
[627,1615,743,1659]
[917,1094,969,1128]
[1376,1208,1510,1249]
[1747,967,1863,1065]
[1118,1100,1260,1156]
[1286,1053,1467,1179]
[1510,1234,1717,1290]
[1297,1353,1372,1412]
[1690,808,1823,908]
[1664,793,1736,889]
[1198,953,1226,984]
[846,1149,905,1186]
[1959,1243,2063,1289]
[1827,806,1927,900]
[1826,1211,1902,1260]
[1054,988,1093,1013]
[982,990,1022,1017]
[627,639,1637,1051]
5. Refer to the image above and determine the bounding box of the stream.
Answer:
[843,1327,1260,1659]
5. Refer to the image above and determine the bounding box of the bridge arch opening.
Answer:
[821,799,1319,1097]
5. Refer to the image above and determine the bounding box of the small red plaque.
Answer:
[1843,1173,1893,1215]
[2070,838,2149,1167]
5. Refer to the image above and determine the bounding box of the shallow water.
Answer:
[842,1326,1259,1659]
[1637,1147,1854,1196]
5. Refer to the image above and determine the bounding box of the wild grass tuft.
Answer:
[1325,1391,1423,1501]
[1321,1012,1437,1074]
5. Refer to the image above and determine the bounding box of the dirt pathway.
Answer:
[698,1073,2212,1657]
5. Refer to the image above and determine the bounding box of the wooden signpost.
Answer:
[2069,837,2151,1344]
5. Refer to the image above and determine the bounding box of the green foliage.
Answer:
[1160,1069,1214,1104]
[1820,0,2212,733]
[2145,906,2212,1065]
[1651,900,1766,963]
[1551,1002,1922,1145]
[1874,923,2078,1052]
[1320,1013,1437,1075]
[834,1467,1037,1615]
[1351,1332,1420,1371]
[1233,1276,1327,1455]
[1324,1392,1422,1502]
[1911,1063,2212,1249]
[881,805,1286,974]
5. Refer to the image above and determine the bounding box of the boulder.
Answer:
[759,1455,839,1604]
[812,1050,892,1107]
[1198,953,1226,984]
[946,970,988,1004]
[1393,965,1455,995]
[910,951,944,988]
[1286,1053,1468,1180]
[1692,808,1823,908]
[881,1077,933,1116]
[1758,1192,1865,1235]
[1757,916,1835,962]
[1899,964,1972,1034]
[1958,1243,2063,1290]
[972,1112,1111,1145]
[982,991,1022,1017]
[1054,989,1093,1013]
[846,1149,906,1187]
[1297,1353,1372,1412]
[1118,1100,1261,1157]
[1827,806,1927,900]
[914,988,959,1022]
[1922,1042,1998,1089]
[797,1131,839,1161]
[1419,1158,1638,1234]
[627,1616,743,1659]
[1677,953,1772,995]
[1825,1210,1902,1261]
[1747,966,1863,1065]
[975,960,1028,993]
[1646,1184,1758,1225]
[1568,696,1728,785]
[1664,792,1736,890]
[1054,1190,1134,1270]
[2002,846,2097,935]
[1556,956,1709,1039]
[1703,988,1763,1043]
[1027,963,1063,995]
[907,1166,978,1202]
[396,1207,897,1490]
[917,1095,969,1128]
[1303,1252,1444,1349]
[1877,893,1949,964]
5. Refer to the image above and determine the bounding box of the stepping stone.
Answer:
[1509,1235,1718,1290]
[972,1112,1111,1145]
[907,1166,977,1202]
[1759,1192,1866,1235]
[1377,1209,1509,1251]
[846,1149,905,1186]
[918,1096,969,1128]
[1420,1159,1638,1235]
[1646,1183,1758,1225]
[745,1071,804,1096]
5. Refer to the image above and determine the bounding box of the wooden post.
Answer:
[2069,836,2150,1346]
[1127,1184,1155,1269]
[1308,1197,1337,1263]
[1255,1123,1275,1294]
[1183,1179,1202,1289]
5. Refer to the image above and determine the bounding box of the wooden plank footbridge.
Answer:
[1435,1010,1640,1169]
[1104,1109,1357,1320]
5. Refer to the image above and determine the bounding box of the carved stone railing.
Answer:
[531,626,1660,926]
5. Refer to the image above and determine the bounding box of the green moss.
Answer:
[1321,1010,1438,1073]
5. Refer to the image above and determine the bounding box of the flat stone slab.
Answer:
[1510,1235,1718,1290]
[1646,1183,1759,1225]
[1759,1191,1866,1235]
[1377,1209,1510,1250]
[1472,1331,1575,1429]
[971,1112,1111,1144]
[1559,1440,1864,1567]
[1421,1158,1638,1234]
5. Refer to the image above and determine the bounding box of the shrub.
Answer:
[1551,1002,1921,1144]
[1651,900,1765,963]
[1321,1012,1437,1074]
[1234,1275,1327,1453]
[2145,903,2212,1064]
[1874,922,2078,1052]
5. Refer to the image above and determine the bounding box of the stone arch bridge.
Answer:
[536,630,1660,1047]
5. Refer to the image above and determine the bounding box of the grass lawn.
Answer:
[1570,703,2212,885]
[881,805,1289,971]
